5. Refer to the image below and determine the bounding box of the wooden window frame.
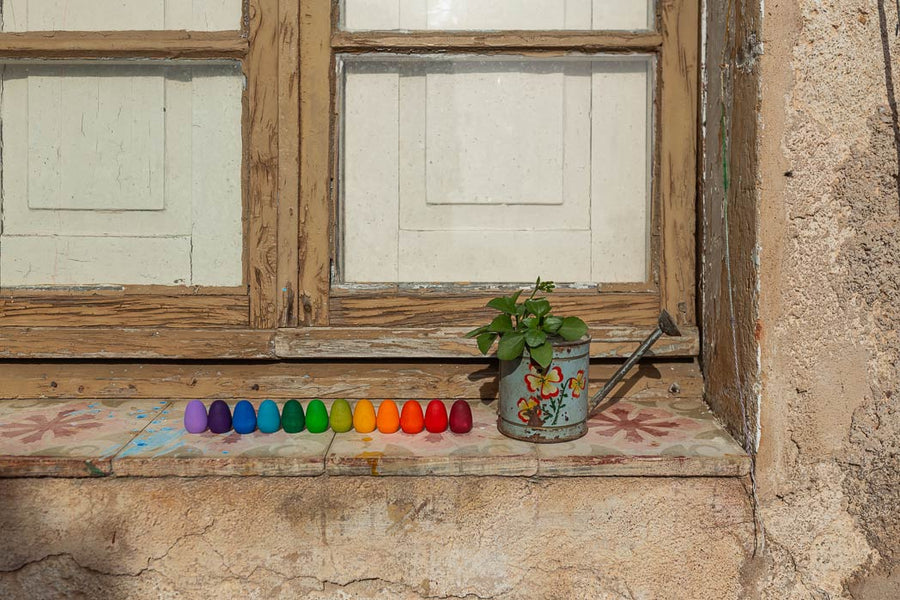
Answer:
[0,0,298,331]
[0,0,699,361]
[285,0,699,357]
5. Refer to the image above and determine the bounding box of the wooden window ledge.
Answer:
[0,397,748,478]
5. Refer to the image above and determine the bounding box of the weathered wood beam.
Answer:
[0,31,248,60]
[332,31,664,53]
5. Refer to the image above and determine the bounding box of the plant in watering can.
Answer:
[465,277,592,443]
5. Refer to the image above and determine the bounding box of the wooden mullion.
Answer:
[0,326,697,359]
[658,0,699,326]
[0,295,248,328]
[276,0,301,327]
[329,291,661,328]
[332,30,664,54]
[298,0,334,325]
[0,360,701,401]
[0,328,275,359]
[0,286,246,297]
[0,31,248,60]
[246,0,280,328]
[275,326,699,359]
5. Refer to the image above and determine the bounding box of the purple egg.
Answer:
[208,400,233,434]
[183,400,208,433]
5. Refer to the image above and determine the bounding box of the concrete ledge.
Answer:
[0,398,749,478]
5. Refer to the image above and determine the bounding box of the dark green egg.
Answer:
[281,399,305,433]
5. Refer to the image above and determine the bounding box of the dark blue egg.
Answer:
[233,400,257,434]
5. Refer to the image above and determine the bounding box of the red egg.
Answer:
[400,400,425,434]
[424,400,448,433]
[448,400,473,434]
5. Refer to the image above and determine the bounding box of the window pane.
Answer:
[342,0,654,31]
[1,0,242,31]
[0,62,244,286]
[339,55,653,284]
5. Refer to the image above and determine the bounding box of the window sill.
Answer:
[0,392,748,478]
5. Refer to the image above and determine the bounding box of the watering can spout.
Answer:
[587,310,682,416]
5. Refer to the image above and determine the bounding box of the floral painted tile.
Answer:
[113,400,335,476]
[0,399,168,476]
[536,397,749,476]
[326,400,538,476]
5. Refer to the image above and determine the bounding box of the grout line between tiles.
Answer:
[321,430,337,475]
[107,400,173,474]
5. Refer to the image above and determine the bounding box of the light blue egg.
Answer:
[257,399,281,433]
[232,400,257,434]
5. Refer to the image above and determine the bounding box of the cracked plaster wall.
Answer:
[745,0,900,598]
[0,477,753,599]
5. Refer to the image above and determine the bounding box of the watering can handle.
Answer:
[587,310,681,417]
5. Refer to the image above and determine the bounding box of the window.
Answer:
[0,0,698,363]
[0,0,295,333]
[282,0,698,361]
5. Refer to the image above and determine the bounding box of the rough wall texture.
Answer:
[753,0,900,598]
[0,477,753,599]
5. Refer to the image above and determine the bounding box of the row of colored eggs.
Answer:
[184,399,474,435]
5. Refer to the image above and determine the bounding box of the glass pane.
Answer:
[0,62,244,286]
[342,0,655,31]
[1,0,242,31]
[339,55,653,284]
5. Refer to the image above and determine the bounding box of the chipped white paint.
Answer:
[341,56,653,284]
[342,0,654,31]
[0,0,242,31]
[0,63,243,287]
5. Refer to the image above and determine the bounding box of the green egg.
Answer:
[281,399,305,433]
[329,399,353,433]
[306,399,329,433]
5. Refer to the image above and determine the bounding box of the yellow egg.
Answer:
[353,399,377,433]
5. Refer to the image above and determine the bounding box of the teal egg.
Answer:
[257,399,281,433]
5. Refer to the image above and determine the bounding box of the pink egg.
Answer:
[184,400,208,433]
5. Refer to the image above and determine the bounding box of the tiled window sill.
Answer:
[0,393,749,478]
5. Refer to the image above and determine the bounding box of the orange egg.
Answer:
[376,400,400,434]
[400,400,425,434]
[353,399,377,433]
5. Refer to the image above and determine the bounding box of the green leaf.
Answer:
[530,341,553,369]
[542,316,563,334]
[557,316,589,341]
[487,296,516,315]
[524,329,547,348]
[464,325,489,338]
[510,289,523,304]
[476,332,497,355]
[488,314,514,334]
[523,316,538,330]
[516,303,527,319]
[496,332,526,361]
[525,298,551,318]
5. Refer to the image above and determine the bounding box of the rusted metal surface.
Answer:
[587,310,682,416]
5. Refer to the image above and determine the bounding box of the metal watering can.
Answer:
[497,310,682,443]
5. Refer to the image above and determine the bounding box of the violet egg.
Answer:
[183,400,208,434]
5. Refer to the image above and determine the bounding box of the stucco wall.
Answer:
[0,477,753,599]
[753,0,900,597]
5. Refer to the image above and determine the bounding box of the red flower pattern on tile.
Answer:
[0,409,103,443]
[591,406,687,444]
